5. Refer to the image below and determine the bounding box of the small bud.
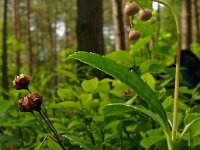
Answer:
[139,9,152,21]
[13,74,30,90]
[124,2,140,16]
[128,31,140,41]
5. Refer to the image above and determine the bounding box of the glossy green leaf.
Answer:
[69,52,168,128]
[106,51,134,68]
[79,93,93,108]
[81,78,98,92]
[180,115,200,139]
[96,82,110,93]
[103,103,165,128]
[140,136,165,149]
[63,134,99,150]
[141,72,156,90]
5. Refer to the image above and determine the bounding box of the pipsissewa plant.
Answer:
[13,74,66,150]
[69,0,200,150]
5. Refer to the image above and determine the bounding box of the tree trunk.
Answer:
[53,1,58,86]
[26,0,33,74]
[122,0,129,50]
[1,0,9,99]
[191,0,199,43]
[111,0,126,51]
[76,0,104,54]
[12,0,21,75]
[181,0,192,50]
[76,0,104,78]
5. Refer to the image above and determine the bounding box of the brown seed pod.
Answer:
[17,93,43,112]
[13,74,30,90]
[139,9,152,21]
[128,31,140,41]
[18,99,27,112]
[29,92,43,111]
[124,2,140,16]
[17,97,34,112]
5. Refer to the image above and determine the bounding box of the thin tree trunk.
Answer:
[76,0,104,54]
[2,0,9,99]
[181,0,192,50]
[26,0,33,74]
[111,0,126,51]
[122,0,129,50]
[191,0,199,43]
[76,0,104,78]
[12,0,21,75]
[53,1,58,86]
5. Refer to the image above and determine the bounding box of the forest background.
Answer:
[1,0,200,149]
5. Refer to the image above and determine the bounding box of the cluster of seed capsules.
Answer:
[124,1,152,41]
[13,74,43,112]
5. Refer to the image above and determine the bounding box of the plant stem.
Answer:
[150,0,181,142]
[129,16,134,29]
[39,109,66,150]
[38,134,50,150]
[31,112,50,134]
[27,87,31,93]
[41,107,59,135]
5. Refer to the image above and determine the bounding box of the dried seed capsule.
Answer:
[29,92,43,111]
[18,99,27,112]
[17,93,42,112]
[124,2,140,16]
[13,74,30,90]
[17,97,34,112]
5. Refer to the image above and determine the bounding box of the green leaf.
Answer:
[69,52,168,128]
[48,139,62,150]
[134,0,152,9]
[0,100,11,113]
[57,88,76,100]
[81,78,99,92]
[96,82,110,93]
[63,134,99,150]
[130,37,152,55]
[180,115,200,139]
[103,103,134,117]
[105,120,122,133]
[79,93,93,108]
[139,60,165,74]
[103,103,165,128]
[67,121,84,130]
[106,51,134,68]
[140,136,165,149]
[56,69,78,82]
[56,101,81,110]
[141,72,156,90]
[0,134,19,143]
